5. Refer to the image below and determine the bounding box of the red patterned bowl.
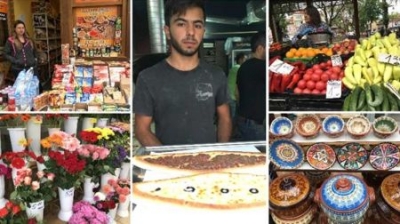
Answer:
[346,115,371,139]
[295,114,321,139]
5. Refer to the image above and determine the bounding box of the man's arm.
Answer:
[134,114,162,146]
[216,103,232,142]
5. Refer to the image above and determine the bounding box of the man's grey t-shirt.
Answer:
[133,60,229,145]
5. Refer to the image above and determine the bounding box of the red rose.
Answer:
[0,207,8,218]
[27,218,37,224]
[37,156,45,163]
[12,204,21,215]
[11,157,25,169]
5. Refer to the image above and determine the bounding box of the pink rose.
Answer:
[119,194,127,203]
[31,181,40,191]
[37,171,45,179]
[24,176,32,185]
[92,152,99,160]
[98,149,110,160]
[14,175,24,186]
[47,173,55,181]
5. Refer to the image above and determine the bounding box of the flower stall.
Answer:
[0,114,130,223]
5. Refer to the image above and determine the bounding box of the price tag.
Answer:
[268,59,294,75]
[378,53,391,63]
[331,55,343,67]
[277,63,294,75]
[389,55,400,66]
[269,59,285,74]
[326,80,342,99]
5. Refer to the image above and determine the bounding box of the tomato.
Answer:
[306,80,316,90]
[315,81,326,91]
[312,89,321,95]
[305,69,313,75]
[320,62,327,69]
[326,60,332,66]
[332,66,342,74]
[321,73,329,82]
[303,74,312,81]
[329,73,339,80]
[303,89,311,94]
[297,80,307,89]
[321,89,327,95]
[312,64,321,71]
[314,69,323,75]
[294,88,302,94]
[311,73,320,82]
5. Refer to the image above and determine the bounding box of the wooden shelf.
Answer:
[281,160,400,172]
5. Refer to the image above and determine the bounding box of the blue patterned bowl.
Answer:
[314,174,375,224]
[322,115,345,138]
[270,117,294,138]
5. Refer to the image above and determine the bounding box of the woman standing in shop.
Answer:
[291,6,334,45]
[4,20,38,78]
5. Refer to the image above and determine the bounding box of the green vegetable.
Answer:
[385,89,399,111]
[366,84,383,107]
[343,93,352,111]
[350,87,362,111]
[381,89,390,111]
[356,89,366,111]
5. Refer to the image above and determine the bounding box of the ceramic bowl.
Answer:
[270,173,313,219]
[376,173,400,224]
[346,115,371,139]
[270,117,294,138]
[271,205,317,224]
[314,174,375,224]
[373,116,398,139]
[322,115,345,138]
[306,143,336,170]
[295,114,321,139]
[304,171,331,186]
[336,143,369,170]
[269,139,305,169]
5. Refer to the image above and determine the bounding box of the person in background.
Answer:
[291,6,334,45]
[236,31,266,141]
[4,20,37,79]
[133,0,232,146]
[227,52,246,140]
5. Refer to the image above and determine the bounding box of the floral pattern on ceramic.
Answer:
[304,171,331,186]
[269,139,304,169]
[369,143,400,170]
[376,179,400,224]
[270,173,313,219]
[271,204,317,224]
[315,174,374,224]
[337,143,368,170]
[295,114,321,139]
[346,115,371,139]
[322,115,345,138]
[373,116,398,139]
[270,117,294,138]
[306,143,336,170]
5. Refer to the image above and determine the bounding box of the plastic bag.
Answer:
[13,67,39,109]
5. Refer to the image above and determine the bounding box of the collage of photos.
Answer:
[132,0,266,224]
[268,1,400,224]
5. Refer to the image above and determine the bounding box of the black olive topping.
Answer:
[153,187,161,192]
[184,186,195,192]
[221,188,229,194]
[249,188,259,194]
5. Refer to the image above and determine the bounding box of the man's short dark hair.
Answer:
[250,31,266,53]
[235,53,246,64]
[164,0,206,26]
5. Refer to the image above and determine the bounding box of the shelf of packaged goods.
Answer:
[34,26,57,30]
[35,37,60,41]
[274,129,400,145]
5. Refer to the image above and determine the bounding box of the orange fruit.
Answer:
[286,51,295,58]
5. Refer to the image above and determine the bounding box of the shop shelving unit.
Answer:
[32,13,61,83]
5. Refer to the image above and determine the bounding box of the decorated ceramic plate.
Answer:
[369,143,400,171]
[306,143,336,170]
[269,139,304,169]
[337,143,369,170]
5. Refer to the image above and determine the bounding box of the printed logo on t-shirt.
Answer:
[195,83,213,101]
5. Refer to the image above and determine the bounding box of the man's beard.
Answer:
[169,35,200,57]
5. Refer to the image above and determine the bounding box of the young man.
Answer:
[236,31,266,141]
[133,0,232,146]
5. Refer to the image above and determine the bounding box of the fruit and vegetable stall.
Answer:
[269,31,400,111]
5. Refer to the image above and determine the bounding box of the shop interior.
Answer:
[0,0,131,112]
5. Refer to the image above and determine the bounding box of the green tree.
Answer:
[359,0,382,33]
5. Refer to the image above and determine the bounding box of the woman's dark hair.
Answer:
[305,6,322,26]
[164,0,206,26]
[14,20,26,29]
